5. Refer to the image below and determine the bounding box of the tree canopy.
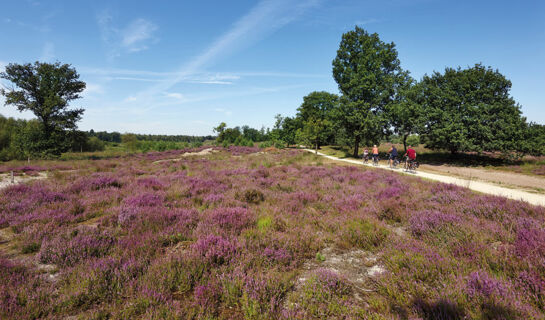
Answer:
[1,61,86,156]
[420,64,526,154]
[332,26,404,157]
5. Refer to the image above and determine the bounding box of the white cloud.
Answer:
[355,18,379,25]
[123,96,137,102]
[40,42,55,61]
[214,108,233,116]
[121,18,157,51]
[164,92,184,100]
[97,11,158,58]
[83,83,104,96]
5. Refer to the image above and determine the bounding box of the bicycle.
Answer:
[389,156,399,169]
[372,154,379,166]
[404,156,419,173]
[362,153,369,164]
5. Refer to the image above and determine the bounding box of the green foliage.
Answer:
[258,141,273,149]
[420,64,527,154]
[386,77,425,151]
[269,115,300,147]
[1,61,86,157]
[315,252,325,262]
[332,26,404,157]
[295,91,339,150]
[121,134,138,152]
[406,135,420,147]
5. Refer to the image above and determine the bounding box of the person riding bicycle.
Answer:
[403,145,417,168]
[372,145,379,165]
[387,144,398,167]
[362,147,369,163]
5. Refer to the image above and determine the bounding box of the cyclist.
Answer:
[387,144,398,168]
[372,145,379,165]
[403,145,417,171]
[362,147,369,164]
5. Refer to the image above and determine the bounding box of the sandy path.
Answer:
[420,164,545,192]
[0,172,48,191]
[305,150,545,207]
[152,148,216,163]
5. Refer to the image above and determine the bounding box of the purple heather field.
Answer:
[1,147,544,319]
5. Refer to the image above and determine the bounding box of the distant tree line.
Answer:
[213,122,270,147]
[0,61,217,161]
[270,26,545,157]
[87,130,214,143]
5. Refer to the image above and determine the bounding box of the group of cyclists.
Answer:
[362,144,418,171]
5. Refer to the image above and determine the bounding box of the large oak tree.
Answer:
[332,26,404,157]
[420,64,526,155]
[1,61,86,156]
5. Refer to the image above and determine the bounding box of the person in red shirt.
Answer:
[405,146,416,160]
[403,145,417,170]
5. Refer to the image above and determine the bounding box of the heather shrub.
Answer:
[284,269,354,319]
[409,210,461,237]
[1,148,545,318]
[39,227,115,267]
[21,242,40,254]
[191,235,239,265]
[243,189,265,204]
[340,219,390,251]
[0,259,52,319]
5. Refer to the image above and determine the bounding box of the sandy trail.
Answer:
[0,172,47,191]
[420,164,545,192]
[305,149,545,207]
[152,148,216,163]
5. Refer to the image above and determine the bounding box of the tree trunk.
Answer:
[315,141,318,154]
[353,136,360,158]
[403,133,408,153]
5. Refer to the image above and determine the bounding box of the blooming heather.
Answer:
[0,147,543,319]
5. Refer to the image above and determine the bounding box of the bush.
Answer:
[406,135,420,147]
[259,141,273,149]
[274,140,285,149]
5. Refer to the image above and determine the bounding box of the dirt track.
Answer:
[420,164,545,193]
[306,150,545,207]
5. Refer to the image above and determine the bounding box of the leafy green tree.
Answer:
[332,26,404,157]
[296,91,338,148]
[122,133,139,152]
[420,64,527,154]
[270,114,300,147]
[1,61,86,156]
[213,122,227,135]
[521,123,545,156]
[386,76,425,152]
[296,118,331,153]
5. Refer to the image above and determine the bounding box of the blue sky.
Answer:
[0,0,544,135]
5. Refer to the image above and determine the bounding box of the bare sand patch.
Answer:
[152,148,217,163]
[0,172,47,191]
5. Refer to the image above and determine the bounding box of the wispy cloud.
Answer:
[133,0,322,102]
[83,83,104,96]
[355,18,380,25]
[164,92,184,100]
[97,10,158,59]
[40,42,55,61]
[121,18,158,52]
[214,108,233,116]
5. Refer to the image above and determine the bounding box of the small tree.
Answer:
[296,118,330,154]
[1,61,86,156]
[296,91,338,148]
